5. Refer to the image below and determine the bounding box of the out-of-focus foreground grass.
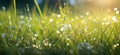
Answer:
[0,0,120,55]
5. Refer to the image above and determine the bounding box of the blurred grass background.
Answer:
[0,0,120,55]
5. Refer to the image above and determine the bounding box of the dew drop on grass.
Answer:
[114,45,117,48]
[68,24,72,28]
[64,3,66,6]
[71,18,74,21]
[21,37,23,40]
[112,16,117,22]
[67,43,69,46]
[36,45,39,48]
[49,43,52,47]
[102,22,105,25]
[93,19,96,22]
[86,12,90,15]
[66,38,70,41]
[57,14,61,18]
[19,20,24,25]
[84,39,86,42]
[32,44,36,47]
[87,47,90,49]
[60,27,65,31]
[57,21,59,24]
[116,43,119,46]
[116,10,119,14]
[2,6,6,10]
[80,15,83,18]
[56,30,60,34]
[42,21,45,23]
[114,7,118,11]
[26,16,29,19]
[32,37,36,41]
[44,42,48,46]
[75,16,78,20]
[30,17,32,20]
[29,25,32,27]
[50,19,53,22]
[60,34,62,37]
[34,33,38,37]
[35,18,38,21]
[91,38,96,41]
[16,43,19,46]
[20,15,24,19]
[93,38,96,40]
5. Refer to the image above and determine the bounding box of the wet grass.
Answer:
[0,0,120,55]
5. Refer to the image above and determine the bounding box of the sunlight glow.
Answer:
[96,0,115,7]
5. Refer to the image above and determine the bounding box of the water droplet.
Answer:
[33,44,36,47]
[50,19,53,22]
[112,16,117,22]
[114,45,117,48]
[84,39,86,42]
[34,33,38,37]
[42,21,45,23]
[56,30,60,34]
[57,14,61,18]
[116,43,119,46]
[60,27,65,31]
[19,20,24,25]
[64,3,66,5]
[2,6,6,10]
[67,43,69,46]
[30,17,32,20]
[67,38,70,41]
[49,43,52,47]
[116,10,119,14]
[93,19,96,21]
[20,15,24,19]
[16,43,19,46]
[114,7,118,11]
[57,21,59,24]
[71,18,74,21]
[81,15,83,18]
[36,45,39,48]
[86,12,90,15]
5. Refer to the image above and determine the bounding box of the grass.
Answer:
[0,0,120,55]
